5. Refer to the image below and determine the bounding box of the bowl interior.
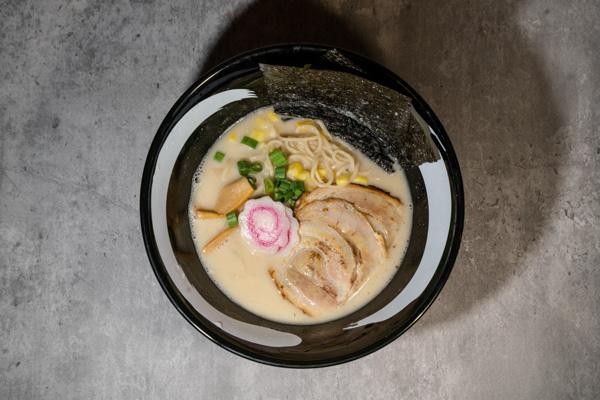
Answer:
[143,45,463,367]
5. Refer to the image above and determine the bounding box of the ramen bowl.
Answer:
[140,45,464,367]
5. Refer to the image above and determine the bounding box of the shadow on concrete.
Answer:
[200,0,564,330]
[379,0,564,332]
[197,0,377,76]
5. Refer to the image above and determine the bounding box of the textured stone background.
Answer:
[1,0,599,399]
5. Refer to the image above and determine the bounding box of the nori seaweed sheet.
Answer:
[260,63,438,171]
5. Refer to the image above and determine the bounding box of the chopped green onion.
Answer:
[269,148,287,167]
[241,136,258,149]
[213,151,225,162]
[250,162,263,172]
[273,191,284,201]
[237,159,251,176]
[278,178,292,191]
[226,211,238,227]
[292,181,305,199]
[264,177,275,195]
[292,180,305,192]
[274,166,286,179]
[285,198,296,208]
[246,175,257,189]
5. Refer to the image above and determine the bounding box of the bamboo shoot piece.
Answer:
[213,177,254,214]
[195,209,223,219]
[202,227,237,254]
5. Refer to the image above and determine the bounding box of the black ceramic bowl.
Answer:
[141,45,463,367]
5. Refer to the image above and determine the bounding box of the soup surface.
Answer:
[189,107,412,324]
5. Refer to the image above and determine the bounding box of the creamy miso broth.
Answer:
[189,107,413,324]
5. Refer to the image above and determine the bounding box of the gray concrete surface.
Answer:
[1,0,599,398]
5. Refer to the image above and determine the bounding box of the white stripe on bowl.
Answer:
[151,89,302,347]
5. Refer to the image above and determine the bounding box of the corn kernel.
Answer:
[287,162,304,179]
[287,162,306,180]
[304,178,316,191]
[352,176,368,185]
[336,174,350,186]
[250,129,267,142]
[266,110,279,122]
[297,171,309,181]
[227,132,238,142]
[317,166,327,178]
[288,162,304,174]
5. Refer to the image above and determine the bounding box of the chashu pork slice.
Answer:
[296,184,405,248]
[269,266,336,317]
[296,199,386,292]
[294,221,357,301]
[269,221,357,315]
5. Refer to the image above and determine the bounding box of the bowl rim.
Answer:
[140,43,464,368]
